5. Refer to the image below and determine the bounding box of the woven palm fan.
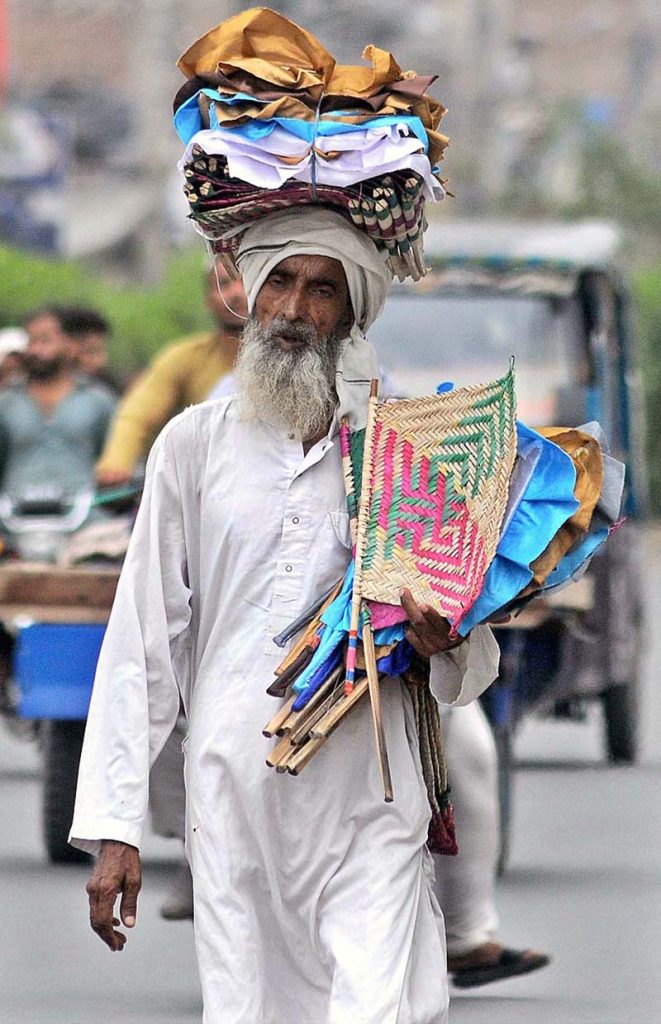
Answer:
[263,366,623,806]
[351,363,517,636]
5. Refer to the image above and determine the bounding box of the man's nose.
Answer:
[281,285,309,322]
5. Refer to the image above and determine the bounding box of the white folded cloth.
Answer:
[179,123,445,200]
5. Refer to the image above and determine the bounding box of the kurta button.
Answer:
[292,516,300,525]
[285,565,293,572]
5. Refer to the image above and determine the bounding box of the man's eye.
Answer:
[268,276,286,288]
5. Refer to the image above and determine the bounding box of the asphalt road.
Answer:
[2,527,660,1024]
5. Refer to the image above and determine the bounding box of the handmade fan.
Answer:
[358,364,517,631]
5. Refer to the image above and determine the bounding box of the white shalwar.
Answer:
[432,703,500,956]
[71,397,499,1024]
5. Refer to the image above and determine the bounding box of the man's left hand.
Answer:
[400,588,465,658]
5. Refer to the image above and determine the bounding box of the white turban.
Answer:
[234,207,393,428]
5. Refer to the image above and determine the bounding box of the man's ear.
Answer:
[338,302,354,338]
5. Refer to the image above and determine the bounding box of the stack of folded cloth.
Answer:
[173,7,449,281]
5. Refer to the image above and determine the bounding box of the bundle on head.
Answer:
[173,7,449,281]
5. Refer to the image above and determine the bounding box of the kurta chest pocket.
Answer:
[308,508,352,592]
[327,508,352,549]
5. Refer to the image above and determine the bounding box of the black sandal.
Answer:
[450,947,550,988]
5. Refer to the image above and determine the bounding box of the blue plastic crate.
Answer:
[15,623,106,720]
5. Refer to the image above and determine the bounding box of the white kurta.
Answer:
[71,397,499,1024]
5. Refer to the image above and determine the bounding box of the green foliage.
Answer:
[0,245,211,376]
[633,266,661,510]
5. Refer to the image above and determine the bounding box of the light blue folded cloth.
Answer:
[458,422,579,634]
[174,87,429,150]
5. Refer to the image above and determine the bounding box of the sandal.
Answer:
[449,946,550,988]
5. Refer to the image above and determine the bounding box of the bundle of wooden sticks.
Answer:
[262,596,390,780]
[262,576,458,854]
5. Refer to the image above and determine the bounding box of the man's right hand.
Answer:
[86,840,142,952]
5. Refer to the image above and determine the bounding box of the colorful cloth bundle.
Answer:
[173,8,448,280]
[263,366,624,801]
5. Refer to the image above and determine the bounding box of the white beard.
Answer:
[235,315,343,440]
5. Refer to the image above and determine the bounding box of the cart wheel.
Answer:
[42,720,90,863]
[601,683,638,764]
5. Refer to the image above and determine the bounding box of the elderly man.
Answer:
[71,210,499,1024]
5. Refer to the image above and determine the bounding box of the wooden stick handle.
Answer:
[363,621,394,803]
[286,667,344,745]
[311,676,370,738]
[344,378,379,695]
[267,644,315,697]
[285,736,327,775]
[263,692,298,738]
[266,732,297,769]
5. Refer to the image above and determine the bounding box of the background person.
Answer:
[0,305,116,504]
[95,265,247,487]
[0,305,116,710]
[434,702,550,987]
[59,306,121,394]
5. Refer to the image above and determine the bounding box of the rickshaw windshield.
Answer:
[371,291,584,426]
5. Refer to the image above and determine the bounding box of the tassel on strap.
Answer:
[403,656,458,856]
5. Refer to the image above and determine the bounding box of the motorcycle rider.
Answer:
[0,305,116,711]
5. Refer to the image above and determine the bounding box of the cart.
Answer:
[1,563,119,862]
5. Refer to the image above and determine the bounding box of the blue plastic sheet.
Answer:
[458,422,580,635]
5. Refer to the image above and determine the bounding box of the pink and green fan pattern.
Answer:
[360,366,517,629]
